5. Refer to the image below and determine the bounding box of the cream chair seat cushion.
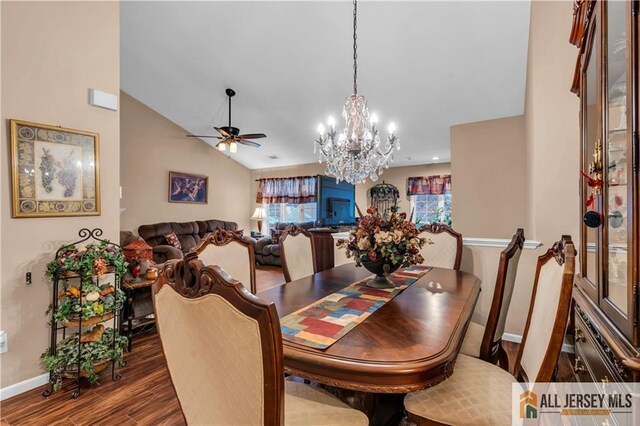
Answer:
[459,321,485,358]
[284,380,368,425]
[404,354,516,426]
[282,234,314,281]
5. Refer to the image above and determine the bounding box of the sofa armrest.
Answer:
[153,245,183,264]
[255,236,273,252]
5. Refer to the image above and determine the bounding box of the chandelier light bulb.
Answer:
[370,113,378,124]
[229,142,238,153]
[218,142,226,152]
[317,123,325,135]
[388,122,396,135]
[327,116,335,129]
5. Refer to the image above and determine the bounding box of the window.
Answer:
[411,194,452,226]
[266,203,317,228]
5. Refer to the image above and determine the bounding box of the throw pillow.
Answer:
[164,232,182,251]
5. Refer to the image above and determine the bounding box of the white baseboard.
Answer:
[502,333,574,354]
[0,373,49,401]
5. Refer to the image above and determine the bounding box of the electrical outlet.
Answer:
[0,331,7,354]
[26,272,32,285]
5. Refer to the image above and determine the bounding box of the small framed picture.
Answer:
[10,119,100,218]
[168,171,208,204]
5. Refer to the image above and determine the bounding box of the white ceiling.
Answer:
[121,1,530,170]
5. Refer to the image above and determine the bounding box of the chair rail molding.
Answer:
[332,233,542,250]
[463,237,542,250]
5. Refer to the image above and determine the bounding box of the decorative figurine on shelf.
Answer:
[369,181,400,218]
[581,139,603,208]
[123,240,153,283]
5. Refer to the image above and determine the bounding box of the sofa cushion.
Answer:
[164,232,182,250]
[139,222,173,248]
[196,220,239,238]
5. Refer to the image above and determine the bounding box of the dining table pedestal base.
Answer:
[318,384,407,426]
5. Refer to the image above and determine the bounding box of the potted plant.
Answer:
[336,206,428,288]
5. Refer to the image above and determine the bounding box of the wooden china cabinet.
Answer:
[571,0,640,384]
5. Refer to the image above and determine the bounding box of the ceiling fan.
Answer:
[187,88,266,153]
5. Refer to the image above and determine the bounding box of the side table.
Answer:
[122,277,157,352]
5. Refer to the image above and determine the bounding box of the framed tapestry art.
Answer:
[168,171,208,204]
[10,120,100,218]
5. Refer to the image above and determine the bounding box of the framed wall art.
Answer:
[10,119,100,218]
[168,171,208,204]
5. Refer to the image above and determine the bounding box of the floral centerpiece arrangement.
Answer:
[336,206,428,288]
[45,241,127,323]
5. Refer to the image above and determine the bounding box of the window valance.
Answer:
[407,175,452,196]
[256,176,317,204]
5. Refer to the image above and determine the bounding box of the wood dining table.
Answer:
[258,263,481,421]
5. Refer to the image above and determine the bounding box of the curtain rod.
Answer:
[254,175,317,182]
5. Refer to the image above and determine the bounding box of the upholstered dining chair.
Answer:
[280,225,315,283]
[185,228,257,293]
[460,228,525,368]
[152,260,368,426]
[404,236,576,426]
[418,223,463,270]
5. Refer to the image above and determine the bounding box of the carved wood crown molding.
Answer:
[419,223,455,235]
[185,228,250,260]
[158,259,247,299]
[283,224,311,237]
[548,235,575,266]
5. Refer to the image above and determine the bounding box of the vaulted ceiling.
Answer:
[121,1,530,170]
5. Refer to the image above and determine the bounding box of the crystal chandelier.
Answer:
[314,0,400,185]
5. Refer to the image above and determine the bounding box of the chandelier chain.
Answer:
[353,0,358,95]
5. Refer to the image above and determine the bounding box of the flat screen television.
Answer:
[328,197,352,223]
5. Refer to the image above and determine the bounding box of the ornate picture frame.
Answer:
[10,119,101,218]
[168,171,208,204]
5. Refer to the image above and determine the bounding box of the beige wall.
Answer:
[525,0,580,245]
[249,162,451,232]
[120,92,252,234]
[454,0,580,336]
[1,1,120,388]
[451,115,527,238]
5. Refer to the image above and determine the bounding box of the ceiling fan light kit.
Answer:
[187,88,266,154]
[314,0,400,185]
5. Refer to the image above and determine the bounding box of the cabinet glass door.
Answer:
[603,0,629,316]
[582,18,599,291]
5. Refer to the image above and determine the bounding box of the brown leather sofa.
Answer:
[138,219,240,263]
[255,221,315,266]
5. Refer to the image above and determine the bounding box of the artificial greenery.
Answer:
[48,283,126,324]
[46,240,127,324]
[46,240,127,283]
[41,328,128,391]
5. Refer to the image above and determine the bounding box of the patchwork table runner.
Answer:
[280,265,432,349]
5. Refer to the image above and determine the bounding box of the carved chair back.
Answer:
[152,261,284,425]
[480,228,525,363]
[418,223,463,270]
[514,235,576,383]
[280,225,315,283]
[185,228,256,294]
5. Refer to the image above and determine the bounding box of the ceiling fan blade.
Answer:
[237,133,266,140]
[237,140,261,148]
[187,134,223,139]
[214,127,231,137]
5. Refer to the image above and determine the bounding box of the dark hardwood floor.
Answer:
[1,265,574,425]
